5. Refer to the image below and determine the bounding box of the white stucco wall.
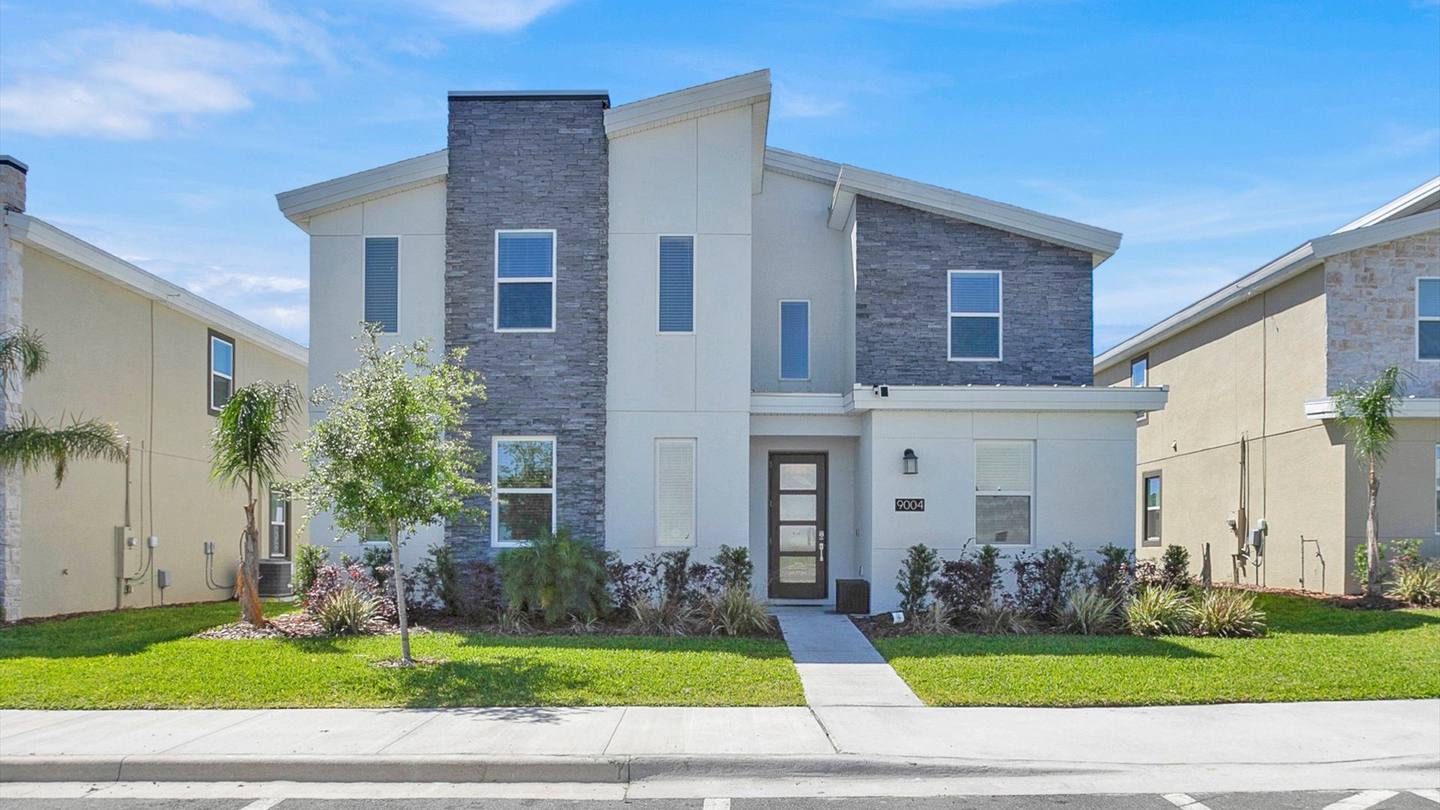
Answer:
[303,181,447,568]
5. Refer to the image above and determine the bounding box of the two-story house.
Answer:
[278,71,1165,611]
[1096,178,1440,595]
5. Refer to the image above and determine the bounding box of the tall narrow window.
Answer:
[779,300,810,381]
[495,230,555,331]
[658,236,694,333]
[1418,277,1440,360]
[975,440,1032,544]
[208,331,235,414]
[948,271,1002,361]
[364,237,399,333]
[492,436,556,547]
[1143,474,1162,547]
[268,489,290,559]
[1131,355,1148,387]
[655,438,697,546]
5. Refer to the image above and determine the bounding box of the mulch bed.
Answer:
[193,610,781,640]
[194,612,430,640]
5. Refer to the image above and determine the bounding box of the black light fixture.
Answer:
[902,448,918,475]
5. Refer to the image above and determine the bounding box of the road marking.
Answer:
[1413,789,1440,804]
[1322,791,1400,810]
[1162,794,1213,810]
[703,800,732,810]
[239,800,284,810]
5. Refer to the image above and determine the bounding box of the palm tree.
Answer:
[210,380,302,626]
[1334,366,1403,598]
[0,328,125,486]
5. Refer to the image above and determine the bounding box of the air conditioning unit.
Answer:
[257,560,294,597]
[835,579,870,615]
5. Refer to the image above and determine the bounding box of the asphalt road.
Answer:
[3,791,1439,810]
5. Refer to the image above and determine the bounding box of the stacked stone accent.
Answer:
[1324,230,1440,397]
[444,98,609,557]
[853,196,1094,387]
[0,155,26,619]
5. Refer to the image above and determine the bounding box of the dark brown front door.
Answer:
[768,452,828,600]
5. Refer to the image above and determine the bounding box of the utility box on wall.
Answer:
[835,579,870,615]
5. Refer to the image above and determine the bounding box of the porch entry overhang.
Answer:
[750,384,1169,420]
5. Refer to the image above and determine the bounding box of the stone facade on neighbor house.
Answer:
[854,196,1094,387]
[1325,230,1440,397]
[445,96,610,555]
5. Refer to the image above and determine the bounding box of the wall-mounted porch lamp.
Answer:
[902,448,919,475]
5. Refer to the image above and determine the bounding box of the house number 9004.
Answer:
[895,498,925,512]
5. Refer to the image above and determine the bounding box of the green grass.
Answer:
[0,601,804,708]
[874,593,1440,707]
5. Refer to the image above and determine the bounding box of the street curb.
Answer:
[0,754,1057,784]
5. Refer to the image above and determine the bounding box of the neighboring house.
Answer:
[1096,178,1440,595]
[0,157,309,621]
[278,71,1164,612]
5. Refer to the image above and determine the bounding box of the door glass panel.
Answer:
[778,525,817,551]
[779,463,817,490]
[778,556,817,583]
[779,494,816,522]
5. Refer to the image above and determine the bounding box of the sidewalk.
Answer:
[3,700,1437,793]
[772,607,922,707]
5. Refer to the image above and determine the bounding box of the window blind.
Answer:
[364,237,399,333]
[975,441,1032,492]
[656,439,696,546]
[658,236,694,332]
[497,232,553,278]
[780,300,809,380]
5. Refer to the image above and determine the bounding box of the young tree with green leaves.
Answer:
[209,380,303,626]
[1334,365,1403,598]
[297,326,486,666]
[0,328,125,485]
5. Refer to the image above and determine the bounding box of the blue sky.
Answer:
[1,0,1437,351]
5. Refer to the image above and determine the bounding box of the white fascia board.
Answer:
[1311,209,1440,259]
[1305,397,1440,421]
[275,150,448,229]
[604,69,772,140]
[1331,176,1440,233]
[749,392,848,415]
[763,148,842,185]
[6,212,308,365]
[845,384,1168,413]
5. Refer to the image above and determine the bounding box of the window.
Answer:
[658,236,694,333]
[1418,277,1440,360]
[1143,474,1162,547]
[364,237,399,333]
[655,438,696,546]
[975,440,1032,544]
[268,489,290,559]
[492,436,556,547]
[1130,355,1148,387]
[948,271,1002,361]
[208,331,235,414]
[779,300,810,381]
[495,230,556,331]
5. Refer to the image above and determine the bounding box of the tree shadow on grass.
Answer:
[1259,595,1440,637]
[388,656,593,708]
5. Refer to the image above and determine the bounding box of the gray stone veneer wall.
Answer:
[444,97,608,557]
[1325,230,1440,397]
[854,196,1094,386]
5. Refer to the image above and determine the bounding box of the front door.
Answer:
[768,452,828,600]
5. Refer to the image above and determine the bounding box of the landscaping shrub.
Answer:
[896,544,940,616]
[414,544,502,621]
[314,587,377,635]
[968,601,1034,635]
[933,543,1002,616]
[911,602,962,635]
[630,598,698,636]
[1386,561,1440,607]
[1160,544,1191,589]
[1011,543,1089,619]
[1056,587,1119,635]
[657,549,720,608]
[304,561,396,625]
[714,544,754,591]
[1191,588,1266,637]
[606,553,650,615]
[413,543,460,613]
[1091,544,1135,600]
[496,528,609,624]
[1125,585,1195,637]
[704,587,771,637]
[360,544,393,586]
[292,543,328,595]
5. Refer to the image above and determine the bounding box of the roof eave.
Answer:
[275,150,448,229]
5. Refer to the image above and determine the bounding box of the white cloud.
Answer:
[0,28,286,139]
[414,0,574,32]
[180,269,309,297]
[773,88,848,120]
[142,0,336,67]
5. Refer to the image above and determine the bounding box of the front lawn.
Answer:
[874,593,1440,706]
[0,601,804,708]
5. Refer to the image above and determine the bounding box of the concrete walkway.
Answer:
[772,607,922,707]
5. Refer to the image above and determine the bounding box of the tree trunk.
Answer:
[1365,457,1381,598]
[390,521,412,666]
[236,492,265,626]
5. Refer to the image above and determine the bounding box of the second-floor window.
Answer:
[364,237,399,333]
[948,271,1002,361]
[208,331,234,414]
[495,230,555,332]
[1419,277,1440,360]
[1130,355,1148,386]
[658,235,694,333]
[779,300,810,381]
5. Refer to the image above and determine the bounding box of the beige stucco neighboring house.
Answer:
[1095,178,1440,595]
[0,157,309,621]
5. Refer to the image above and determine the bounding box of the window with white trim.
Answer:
[364,237,399,333]
[1143,474,1162,547]
[495,230,555,331]
[1131,355,1148,387]
[658,236,694,333]
[1418,277,1440,360]
[268,488,291,559]
[492,437,556,547]
[948,271,1002,361]
[208,331,234,414]
[975,440,1032,545]
[779,300,810,380]
[655,438,696,546]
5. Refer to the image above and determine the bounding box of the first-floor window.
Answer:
[1143,474,1162,547]
[975,440,1032,544]
[208,331,235,414]
[492,436,556,547]
[268,489,290,559]
[655,438,696,546]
